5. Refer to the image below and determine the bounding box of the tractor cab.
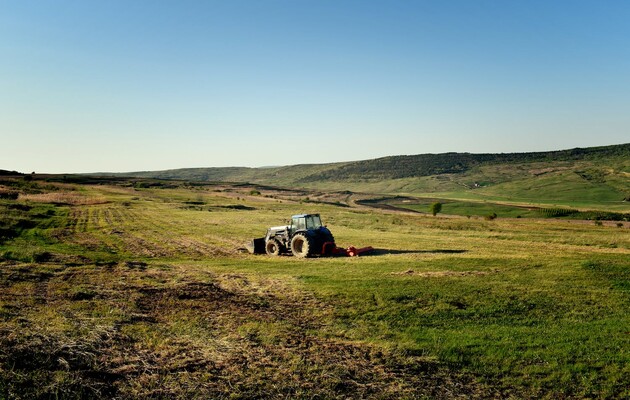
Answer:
[289,214,323,235]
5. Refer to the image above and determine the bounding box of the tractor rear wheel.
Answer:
[291,234,313,258]
[265,239,282,256]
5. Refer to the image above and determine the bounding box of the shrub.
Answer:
[33,252,53,262]
[539,208,577,218]
[0,191,19,200]
[484,213,497,221]
[430,202,442,216]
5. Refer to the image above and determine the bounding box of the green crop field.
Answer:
[1,176,629,399]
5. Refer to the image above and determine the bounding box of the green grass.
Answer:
[382,198,629,221]
[1,179,629,398]
[382,198,541,218]
[105,144,630,212]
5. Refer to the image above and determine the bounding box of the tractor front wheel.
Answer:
[265,239,282,256]
[291,234,313,258]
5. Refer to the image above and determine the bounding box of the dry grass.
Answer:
[0,262,492,399]
[19,192,108,206]
[2,179,628,398]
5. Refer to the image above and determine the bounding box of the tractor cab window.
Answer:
[292,217,306,231]
[305,215,322,230]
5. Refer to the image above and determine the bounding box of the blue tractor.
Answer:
[247,214,335,258]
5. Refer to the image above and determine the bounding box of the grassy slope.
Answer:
[304,158,630,209]
[121,162,352,187]
[1,179,629,398]
[113,144,630,210]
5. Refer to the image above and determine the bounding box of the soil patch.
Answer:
[0,263,498,399]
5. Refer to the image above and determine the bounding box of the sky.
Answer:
[1,0,629,173]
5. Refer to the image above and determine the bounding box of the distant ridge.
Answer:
[0,170,23,176]
[299,144,630,182]
[90,143,630,206]
[115,143,629,183]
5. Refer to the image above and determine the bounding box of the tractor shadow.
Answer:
[370,249,468,256]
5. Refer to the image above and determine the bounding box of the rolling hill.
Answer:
[113,143,630,208]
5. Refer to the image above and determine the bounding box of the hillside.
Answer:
[124,162,351,187]
[118,143,629,182]
[298,143,630,182]
[113,143,630,208]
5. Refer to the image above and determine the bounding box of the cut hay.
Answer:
[19,192,108,206]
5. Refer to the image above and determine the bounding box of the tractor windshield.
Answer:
[305,215,322,230]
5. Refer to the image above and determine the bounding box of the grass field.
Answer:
[361,197,630,222]
[1,177,629,398]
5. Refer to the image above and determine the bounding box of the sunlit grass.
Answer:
[1,180,629,398]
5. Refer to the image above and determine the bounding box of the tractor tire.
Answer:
[291,233,313,258]
[265,239,282,256]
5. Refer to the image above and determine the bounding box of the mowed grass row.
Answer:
[218,211,629,397]
[1,182,629,398]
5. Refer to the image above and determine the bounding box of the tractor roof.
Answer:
[292,213,319,218]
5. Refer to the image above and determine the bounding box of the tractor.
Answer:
[247,214,335,258]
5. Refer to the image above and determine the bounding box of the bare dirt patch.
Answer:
[0,262,496,399]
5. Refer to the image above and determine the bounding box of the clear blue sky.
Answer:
[1,0,629,173]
